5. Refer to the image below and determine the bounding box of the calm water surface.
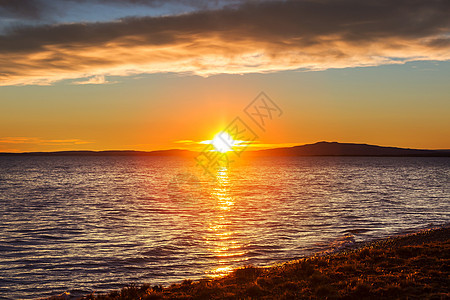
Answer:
[0,156,449,299]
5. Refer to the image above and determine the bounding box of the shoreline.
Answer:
[48,224,449,299]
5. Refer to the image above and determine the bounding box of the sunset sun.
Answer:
[211,132,236,153]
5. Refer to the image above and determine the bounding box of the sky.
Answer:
[0,0,449,152]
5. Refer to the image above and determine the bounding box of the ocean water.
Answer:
[0,156,449,299]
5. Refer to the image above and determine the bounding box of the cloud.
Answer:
[0,0,46,20]
[0,137,91,145]
[0,0,246,22]
[73,74,112,84]
[174,140,197,144]
[174,139,301,150]
[0,0,448,86]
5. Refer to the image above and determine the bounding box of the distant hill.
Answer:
[0,149,194,157]
[251,142,450,157]
[0,142,448,157]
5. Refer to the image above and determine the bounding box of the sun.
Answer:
[211,132,236,153]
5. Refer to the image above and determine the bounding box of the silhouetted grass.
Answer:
[48,226,449,299]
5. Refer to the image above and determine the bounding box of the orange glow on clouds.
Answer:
[1,35,448,86]
[0,0,448,86]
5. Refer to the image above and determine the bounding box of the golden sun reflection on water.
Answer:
[204,166,247,278]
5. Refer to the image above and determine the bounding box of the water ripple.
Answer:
[0,156,449,299]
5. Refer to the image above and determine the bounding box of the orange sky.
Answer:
[1,61,449,153]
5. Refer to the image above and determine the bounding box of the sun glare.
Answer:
[211,132,235,153]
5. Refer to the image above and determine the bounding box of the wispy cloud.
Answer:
[174,139,301,150]
[73,75,112,85]
[0,137,91,146]
[0,0,448,86]
[0,0,244,21]
[173,140,197,145]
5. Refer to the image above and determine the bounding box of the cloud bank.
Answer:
[0,0,449,86]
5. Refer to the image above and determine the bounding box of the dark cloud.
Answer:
[0,0,246,21]
[0,0,46,19]
[0,0,448,85]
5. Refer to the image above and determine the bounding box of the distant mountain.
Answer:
[0,149,194,157]
[1,142,448,157]
[250,142,450,157]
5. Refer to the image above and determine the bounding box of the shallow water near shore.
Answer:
[0,156,449,299]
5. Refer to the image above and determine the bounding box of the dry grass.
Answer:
[49,226,449,299]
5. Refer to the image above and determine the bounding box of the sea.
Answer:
[0,156,449,299]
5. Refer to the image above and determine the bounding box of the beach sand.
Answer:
[49,225,449,299]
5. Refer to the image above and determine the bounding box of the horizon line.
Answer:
[1,141,449,155]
